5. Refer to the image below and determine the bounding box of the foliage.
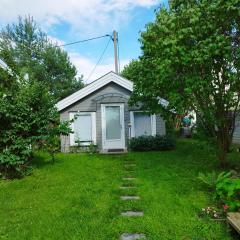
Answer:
[0,81,48,177]
[88,143,98,154]
[215,171,240,211]
[198,170,240,211]
[0,16,84,100]
[121,59,142,82]
[0,76,71,178]
[0,16,77,178]
[198,171,218,190]
[39,121,72,163]
[126,0,240,166]
[129,135,176,151]
[70,142,98,154]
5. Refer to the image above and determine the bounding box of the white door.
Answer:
[101,104,125,150]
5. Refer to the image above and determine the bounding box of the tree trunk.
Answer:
[218,147,227,168]
[217,133,230,168]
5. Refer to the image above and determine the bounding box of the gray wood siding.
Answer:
[233,116,240,144]
[60,82,166,152]
[156,114,166,135]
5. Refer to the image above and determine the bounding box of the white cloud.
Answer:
[0,0,159,35]
[0,1,153,82]
[69,51,130,83]
[48,36,65,46]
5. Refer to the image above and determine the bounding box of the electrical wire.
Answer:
[59,34,111,47]
[58,32,120,80]
[86,37,112,82]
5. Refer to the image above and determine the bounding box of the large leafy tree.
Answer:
[0,65,71,178]
[121,59,142,82]
[128,0,240,166]
[0,16,84,100]
[0,16,77,178]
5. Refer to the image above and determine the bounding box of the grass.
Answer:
[0,139,239,239]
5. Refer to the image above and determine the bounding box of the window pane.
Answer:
[106,106,121,140]
[74,114,92,142]
[134,112,151,137]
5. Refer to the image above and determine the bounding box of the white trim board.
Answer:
[56,72,133,111]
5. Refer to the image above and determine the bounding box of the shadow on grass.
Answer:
[31,152,55,169]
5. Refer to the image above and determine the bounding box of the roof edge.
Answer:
[56,71,133,111]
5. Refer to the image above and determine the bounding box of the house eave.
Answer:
[56,71,133,112]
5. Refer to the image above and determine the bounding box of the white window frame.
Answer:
[130,111,156,138]
[69,112,96,146]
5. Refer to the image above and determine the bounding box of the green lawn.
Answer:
[0,140,239,239]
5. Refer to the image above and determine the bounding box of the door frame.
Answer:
[101,103,125,150]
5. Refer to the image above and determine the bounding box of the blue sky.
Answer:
[0,0,168,83]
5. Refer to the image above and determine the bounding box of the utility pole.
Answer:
[113,30,119,74]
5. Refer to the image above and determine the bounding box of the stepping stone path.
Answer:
[119,158,146,239]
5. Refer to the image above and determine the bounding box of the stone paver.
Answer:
[120,233,146,240]
[124,164,136,167]
[119,186,136,189]
[227,212,240,234]
[123,177,136,180]
[120,196,140,200]
[121,211,144,217]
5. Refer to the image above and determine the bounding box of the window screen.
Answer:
[134,112,152,137]
[74,114,92,142]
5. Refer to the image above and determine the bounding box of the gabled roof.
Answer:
[56,71,133,111]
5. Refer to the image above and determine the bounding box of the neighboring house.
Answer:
[233,115,240,145]
[56,71,166,153]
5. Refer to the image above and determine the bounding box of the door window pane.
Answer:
[74,114,92,142]
[134,112,151,137]
[106,106,121,140]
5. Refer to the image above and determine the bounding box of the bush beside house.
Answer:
[129,135,176,151]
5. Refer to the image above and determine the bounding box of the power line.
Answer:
[86,37,112,82]
[57,31,121,79]
[59,34,111,47]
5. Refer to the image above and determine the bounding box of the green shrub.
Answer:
[129,135,176,151]
[0,82,71,179]
[198,171,240,211]
[69,142,98,154]
[88,143,98,154]
[198,171,218,190]
[215,172,240,211]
